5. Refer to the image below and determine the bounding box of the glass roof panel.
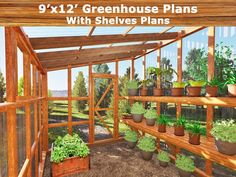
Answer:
[82,44,110,49]
[129,27,166,34]
[112,42,143,47]
[93,27,128,35]
[36,47,80,53]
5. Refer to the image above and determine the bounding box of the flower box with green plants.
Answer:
[157,114,170,133]
[157,151,170,167]
[139,79,151,96]
[130,102,146,123]
[187,80,206,97]
[175,154,195,177]
[137,136,156,161]
[127,80,139,96]
[124,129,138,149]
[206,77,220,97]
[144,108,158,126]
[51,134,90,177]
[211,119,236,155]
[224,68,236,97]
[187,121,204,145]
[171,81,186,96]
[174,116,187,136]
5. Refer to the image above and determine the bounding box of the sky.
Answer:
[0,26,235,91]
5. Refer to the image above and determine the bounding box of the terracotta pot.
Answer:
[132,114,143,123]
[171,88,184,96]
[146,118,156,126]
[189,133,201,145]
[128,89,138,96]
[206,86,218,97]
[215,139,236,155]
[227,84,236,97]
[178,168,192,177]
[174,126,185,136]
[159,160,168,167]
[140,88,148,96]
[126,141,137,149]
[140,150,153,161]
[158,124,166,133]
[122,114,132,119]
[153,88,163,96]
[187,86,202,97]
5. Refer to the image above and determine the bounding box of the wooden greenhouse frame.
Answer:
[1,26,236,177]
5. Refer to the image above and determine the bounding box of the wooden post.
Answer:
[131,58,135,80]
[5,27,18,177]
[114,61,119,139]
[143,51,146,81]
[156,45,161,116]
[68,66,72,134]
[89,65,94,144]
[42,73,48,151]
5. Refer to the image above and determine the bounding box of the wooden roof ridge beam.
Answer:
[80,26,96,50]
[30,32,179,50]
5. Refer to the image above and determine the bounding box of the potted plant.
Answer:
[157,151,170,167]
[124,130,138,149]
[127,80,139,96]
[139,79,151,96]
[137,136,156,161]
[51,134,90,177]
[206,77,220,97]
[224,69,236,97]
[187,80,206,97]
[174,116,187,136]
[175,154,195,177]
[144,108,158,126]
[157,114,169,133]
[211,119,236,155]
[147,67,163,96]
[130,102,146,123]
[171,81,186,96]
[121,102,132,119]
[188,121,203,145]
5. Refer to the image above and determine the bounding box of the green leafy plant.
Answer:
[175,154,195,172]
[224,69,236,85]
[130,102,146,115]
[144,109,158,119]
[187,121,203,135]
[188,80,206,87]
[157,114,170,125]
[140,79,151,88]
[173,81,186,88]
[127,80,139,89]
[124,130,138,142]
[157,151,170,162]
[207,77,221,87]
[211,119,236,143]
[137,136,156,152]
[51,134,90,163]
[175,116,187,127]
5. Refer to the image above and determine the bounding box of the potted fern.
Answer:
[188,121,204,145]
[157,151,170,167]
[127,80,139,96]
[175,154,195,177]
[211,120,236,155]
[144,108,158,126]
[137,136,156,161]
[124,130,138,149]
[187,80,206,97]
[171,81,186,96]
[174,116,187,136]
[130,102,146,123]
[157,114,170,133]
[206,77,220,97]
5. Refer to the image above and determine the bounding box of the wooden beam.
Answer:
[114,61,119,139]
[88,26,96,37]
[30,32,178,50]
[208,27,215,81]
[89,65,94,144]
[42,73,48,151]
[177,33,183,118]
[68,66,72,134]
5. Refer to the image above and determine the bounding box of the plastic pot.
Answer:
[126,141,137,149]
[187,86,202,97]
[158,124,166,133]
[140,150,153,161]
[178,168,192,177]
[189,133,201,145]
[227,84,236,97]
[174,126,185,136]
[128,89,138,96]
[206,86,218,97]
[171,88,184,96]
[132,114,143,123]
[159,160,168,167]
[146,118,156,126]
[215,139,236,156]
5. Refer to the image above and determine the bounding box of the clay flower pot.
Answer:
[206,86,218,97]
[159,160,168,167]
[189,133,201,145]
[140,88,148,96]
[132,114,143,123]
[227,84,236,97]
[122,114,132,119]
[126,141,137,149]
[128,89,138,96]
[140,150,153,161]
[215,139,236,156]
[187,86,202,97]
[146,118,156,126]
[174,126,185,136]
[153,88,163,96]
[178,168,192,177]
[158,124,166,133]
[171,88,184,96]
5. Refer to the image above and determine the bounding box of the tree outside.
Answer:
[18,77,24,96]
[0,71,5,103]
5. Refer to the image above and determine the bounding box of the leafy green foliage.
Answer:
[127,80,139,89]
[175,154,195,172]
[144,109,158,119]
[207,77,222,87]
[137,136,156,152]
[224,69,236,85]
[51,134,89,163]
[130,102,145,114]
[157,114,170,125]
[18,77,24,96]
[175,116,187,127]
[211,120,236,143]
[124,130,138,142]
[139,79,152,88]
[187,121,204,135]
[173,81,186,88]
[157,151,170,162]
[0,71,6,103]
[188,80,206,87]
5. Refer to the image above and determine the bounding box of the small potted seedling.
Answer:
[171,81,186,96]
[174,116,187,136]
[144,108,158,126]
[121,102,132,119]
[211,119,236,155]
[206,77,220,97]
[157,151,170,167]
[137,136,156,161]
[124,130,138,149]
[187,80,206,97]
[175,154,195,177]
[139,79,150,96]
[224,69,236,97]
[157,114,170,133]
[127,80,139,96]
[188,121,203,145]
[130,102,146,123]
[147,67,163,96]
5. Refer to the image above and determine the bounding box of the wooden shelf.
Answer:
[124,96,236,107]
[122,119,236,171]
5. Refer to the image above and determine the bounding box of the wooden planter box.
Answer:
[51,156,89,177]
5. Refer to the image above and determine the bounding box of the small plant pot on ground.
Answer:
[140,88,148,96]
[140,150,153,161]
[227,84,236,97]
[153,88,163,96]
[159,160,168,167]
[206,86,218,97]
[146,119,156,126]
[132,114,143,123]
[215,139,236,156]
[178,168,192,177]
[171,88,184,96]
[128,89,138,96]
[137,136,156,161]
[174,126,185,136]
[158,124,166,133]
[124,130,138,149]
[126,141,137,149]
[189,133,201,145]
[187,86,202,97]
